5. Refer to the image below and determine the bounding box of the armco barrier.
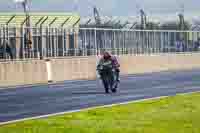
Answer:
[1,53,200,88]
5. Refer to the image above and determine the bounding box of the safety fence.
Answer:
[1,27,200,61]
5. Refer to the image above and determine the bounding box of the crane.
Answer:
[140,9,147,30]
[178,14,185,30]
[178,4,185,30]
[93,6,101,27]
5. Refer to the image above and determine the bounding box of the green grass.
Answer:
[1,92,200,133]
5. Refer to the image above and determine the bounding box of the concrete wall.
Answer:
[50,56,97,82]
[0,60,47,87]
[1,53,200,87]
[50,53,200,82]
[119,53,200,75]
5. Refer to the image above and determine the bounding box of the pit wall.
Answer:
[1,53,200,87]
[0,60,47,87]
[119,53,200,74]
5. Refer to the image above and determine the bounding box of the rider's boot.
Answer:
[116,72,120,82]
[111,88,117,93]
[105,88,109,94]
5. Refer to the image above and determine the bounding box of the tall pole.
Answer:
[23,0,32,58]
[16,0,32,58]
[14,0,32,58]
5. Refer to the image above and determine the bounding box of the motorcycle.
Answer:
[97,64,119,93]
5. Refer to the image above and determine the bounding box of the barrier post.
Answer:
[45,59,53,83]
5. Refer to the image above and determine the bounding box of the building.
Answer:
[0,12,80,59]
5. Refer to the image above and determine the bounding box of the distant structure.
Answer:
[14,0,32,57]
[140,9,147,30]
[80,3,198,31]
[93,6,101,27]
[178,13,185,30]
[81,6,131,29]
[0,12,80,59]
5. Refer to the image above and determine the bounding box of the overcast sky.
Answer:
[0,0,199,17]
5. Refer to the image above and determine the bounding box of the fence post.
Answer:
[94,28,97,55]
[113,30,116,55]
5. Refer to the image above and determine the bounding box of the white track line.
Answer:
[0,81,99,90]
[0,90,200,126]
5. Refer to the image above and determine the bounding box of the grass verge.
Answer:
[1,92,200,133]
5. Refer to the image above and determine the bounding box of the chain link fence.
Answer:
[0,26,200,61]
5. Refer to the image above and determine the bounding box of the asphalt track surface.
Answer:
[1,69,200,123]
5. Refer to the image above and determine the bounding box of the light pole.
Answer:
[14,0,30,27]
[14,0,32,58]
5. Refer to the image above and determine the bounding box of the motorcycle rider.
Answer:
[97,51,120,82]
[111,55,120,82]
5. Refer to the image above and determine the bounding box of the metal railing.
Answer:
[0,26,200,61]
